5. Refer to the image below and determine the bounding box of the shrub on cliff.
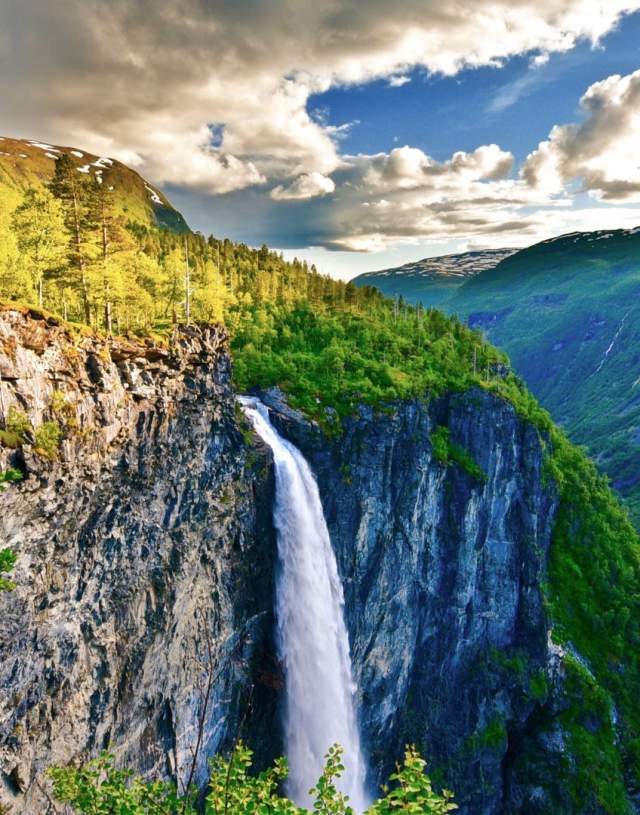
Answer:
[48,743,456,815]
[0,547,17,592]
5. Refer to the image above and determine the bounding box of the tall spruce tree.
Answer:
[48,155,99,323]
[92,178,134,331]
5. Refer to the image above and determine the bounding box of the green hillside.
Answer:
[0,136,189,233]
[447,227,640,523]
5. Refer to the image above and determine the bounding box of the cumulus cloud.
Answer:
[271,172,336,201]
[0,0,637,197]
[278,143,561,252]
[362,144,514,191]
[523,68,640,200]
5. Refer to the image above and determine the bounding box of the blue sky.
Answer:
[170,8,640,278]
[308,13,640,165]
[3,1,640,278]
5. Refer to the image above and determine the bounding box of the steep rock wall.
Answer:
[0,309,281,814]
[262,388,613,815]
[0,308,625,815]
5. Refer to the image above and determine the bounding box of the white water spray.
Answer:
[239,397,368,811]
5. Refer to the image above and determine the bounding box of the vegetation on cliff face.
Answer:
[0,546,17,592]
[487,374,640,806]
[49,743,457,815]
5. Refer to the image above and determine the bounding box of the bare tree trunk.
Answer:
[101,202,112,333]
[71,188,90,324]
[184,237,191,326]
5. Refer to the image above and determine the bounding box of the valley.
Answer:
[359,228,640,526]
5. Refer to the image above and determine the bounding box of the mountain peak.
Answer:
[352,247,516,307]
[0,135,189,233]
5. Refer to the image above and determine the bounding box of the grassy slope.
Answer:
[0,136,189,233]
[446,228,640,524]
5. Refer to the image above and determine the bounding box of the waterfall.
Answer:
[239,397,368,812]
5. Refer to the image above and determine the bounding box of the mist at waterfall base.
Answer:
[239,397,369,811]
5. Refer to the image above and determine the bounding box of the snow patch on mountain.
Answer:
[357,248,516,283]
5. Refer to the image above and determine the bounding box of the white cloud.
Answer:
[0,0,637,197]
[388,75,412,87]
[288,143,560,252]
[358,144,514,196]
[523,68,640,200]
[271,172,336,201]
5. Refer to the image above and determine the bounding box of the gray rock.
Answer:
[262,387,619,814]
[0,312,281,813]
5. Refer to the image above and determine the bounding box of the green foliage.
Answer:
[0,466,22,491]
[480,364,640,795]
[48,752,191,815]
[1,406,30,447]
[430,425,486,483]
[6,405,30,438]
[368,746,457,815]
[231,302,504,431]
[430,426,450,465]
[0,547,17,592]
[556,656,630,814]
[465,715,507,753]
[308,745,354,815]
[34,420,62,459]
[544,427,640,789]
[529,671,548,702]
[206,741,298,815]
[11,186,69,306]
[50,743,456,815]
[486,647,527,678]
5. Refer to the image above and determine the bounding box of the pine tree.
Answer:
[11,188,69,308]
[92,179,134,331]
[0,196,29,302]
[161,247,184,321]
[48,155,99,322]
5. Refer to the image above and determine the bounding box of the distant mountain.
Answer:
[447,226,640,524]
[352,248,516,307]
[0,136,189,233]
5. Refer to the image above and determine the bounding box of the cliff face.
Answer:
[262,388,611,815]
[0,309,281,814]
[0,309,623,815]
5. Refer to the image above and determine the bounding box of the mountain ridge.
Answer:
[352,248,516,307]
[0,135,189,233]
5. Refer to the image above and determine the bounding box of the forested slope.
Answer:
[447,227,640,523]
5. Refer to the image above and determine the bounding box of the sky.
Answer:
[1,1,640,279]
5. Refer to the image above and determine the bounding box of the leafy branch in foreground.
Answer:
[49,742,456,815]
[368,747,457,815]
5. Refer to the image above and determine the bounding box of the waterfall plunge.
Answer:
[239,397,368,812]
